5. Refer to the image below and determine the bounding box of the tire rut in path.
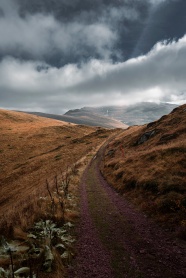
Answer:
[69,144,186,278]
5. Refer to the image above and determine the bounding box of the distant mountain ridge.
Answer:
[25,111,127,129]
[65,102,178,126]
[22,102,178,128]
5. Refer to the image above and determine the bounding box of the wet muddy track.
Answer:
[69,141,186,278]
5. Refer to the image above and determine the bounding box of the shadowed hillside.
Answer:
[101,104,186,239]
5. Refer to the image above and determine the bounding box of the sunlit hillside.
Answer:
[0,109,116,233]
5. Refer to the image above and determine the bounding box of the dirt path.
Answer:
[69,142,186,278]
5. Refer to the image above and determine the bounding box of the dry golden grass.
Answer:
[0,109,117,237]
[102,104,186,238]
[0,108,114,277]
[0,109,120,277]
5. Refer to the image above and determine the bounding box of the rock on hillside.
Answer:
[101,104,186,238]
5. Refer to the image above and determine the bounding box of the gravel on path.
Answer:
[68,166,113,278]
[69,140,186,278]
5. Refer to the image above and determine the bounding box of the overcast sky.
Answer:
[0,0,185,113]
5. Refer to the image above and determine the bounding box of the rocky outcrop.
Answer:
[137,129,156,145]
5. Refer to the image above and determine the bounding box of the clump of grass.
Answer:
[0,164,80,277]
[54,154,62,161]
[101,104,186,237]
[141,181,158,193]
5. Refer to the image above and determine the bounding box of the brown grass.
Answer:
[0,109,117,237]
[101,104,186,238]
[0,109,121,277]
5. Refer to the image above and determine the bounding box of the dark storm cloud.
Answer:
[0,36,186,113]
[0,0,185,113]
[0,0,150,66]
[2,0,181,67]
[133,0,186,57]
[18,0,150,62]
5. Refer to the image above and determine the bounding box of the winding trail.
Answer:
[69,140,186,278]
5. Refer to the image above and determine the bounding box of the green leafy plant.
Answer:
[1,236,15,278]
[0,267,9,278]
[0,164,77,276]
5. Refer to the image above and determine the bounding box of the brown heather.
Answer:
[101,104,186,239]
[0,105,185,277]
[0,109,116,237]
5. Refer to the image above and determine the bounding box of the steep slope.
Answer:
[25,111,127,129]
[101,104,186,238]
[67,102,178,125]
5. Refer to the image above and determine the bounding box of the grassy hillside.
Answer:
[0,109,120,277]
[0,109,118,231]
[101,104,186,239]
